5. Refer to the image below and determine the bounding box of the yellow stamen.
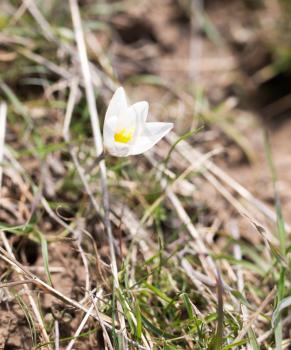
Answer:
[114,128,134,144]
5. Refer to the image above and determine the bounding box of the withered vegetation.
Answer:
[0,0,291,349]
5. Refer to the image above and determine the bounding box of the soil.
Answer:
[112,0,291,219]
[1,0,291,349]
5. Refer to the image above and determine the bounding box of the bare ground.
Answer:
[1,0,291,349]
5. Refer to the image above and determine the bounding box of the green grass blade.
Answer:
[248,328,260,350]
[142,315,174,339]
[135,301,142,341]
[35,230,53,286]
[146,282,173,304]
[208,271,224,350]
[182,293,194,319]
[222,339,248,350]
[272,295,291,329]
[264,131,287,350]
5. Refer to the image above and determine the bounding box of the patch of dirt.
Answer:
[107,0,291,248]
[1,0,291,348]
[126,0,291,218]
[0,306,32,350]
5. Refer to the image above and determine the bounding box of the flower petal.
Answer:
[103,115,117,150]
[103,116,131,157]
[112,143,131,157]
[124,101,148,144]
[129,122,173,155]
[104,87,127,123]
[130,101,149,122]
[115,101,148,141]
[116,104,137,132]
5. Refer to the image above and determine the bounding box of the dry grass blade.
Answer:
[230,221,253,350]
[0,101,52,349]
[54,320,60,350]
[110,202,153,260]
[65,302,95,350]
[167,133,291,233]
[1,1,289,348]
[0,235,53,350]
[0,244,150,349]
[0,102,7,189]
[167,188,216,279]
[235,287,276,342]
[0,279,35,288]
[0,245,113,325]
[69,0,128,347]
[90,293,114,350]
[22,0,55,42]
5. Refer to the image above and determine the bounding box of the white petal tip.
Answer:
[113,86,127,102]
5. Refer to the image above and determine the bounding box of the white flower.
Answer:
[103,87,173,157]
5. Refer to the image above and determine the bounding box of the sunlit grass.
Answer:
[0,1,290,349]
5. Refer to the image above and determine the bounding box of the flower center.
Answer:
[114,127,135,144]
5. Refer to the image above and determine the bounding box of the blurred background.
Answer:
[1,0,291,223]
